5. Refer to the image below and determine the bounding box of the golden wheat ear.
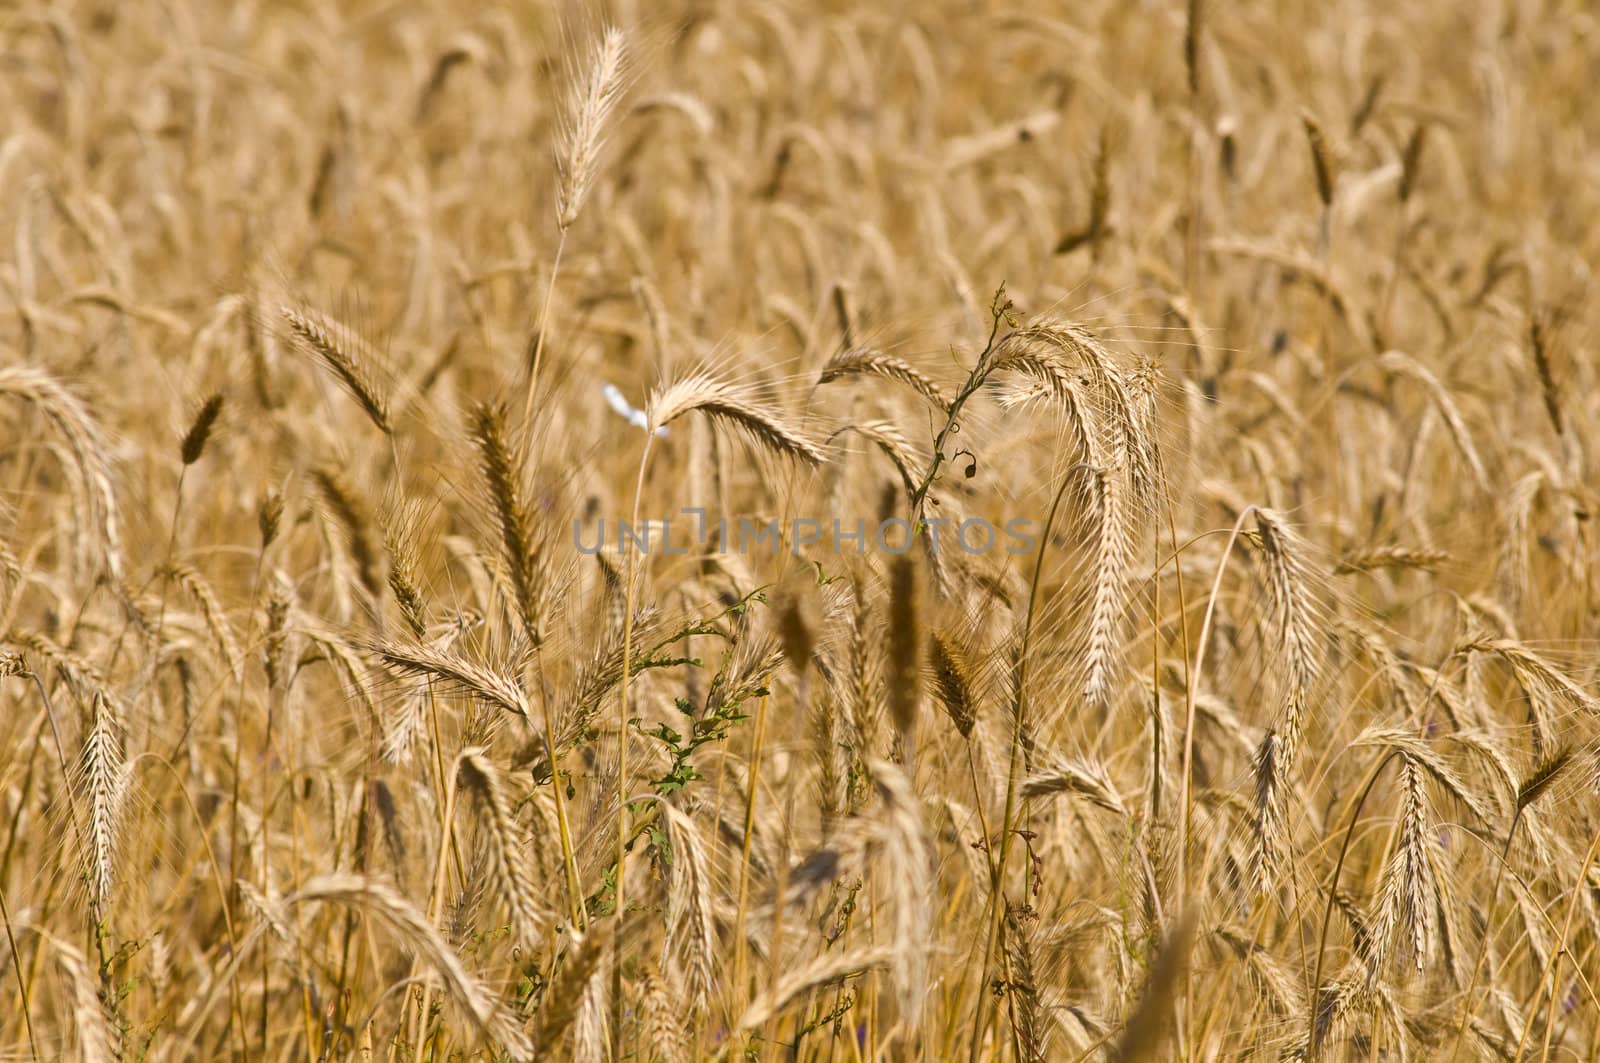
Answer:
[280,303,393,435]
[818,348,952,411]
[647,371,828,465]
[0,366,123,580]
[556,25,632,232]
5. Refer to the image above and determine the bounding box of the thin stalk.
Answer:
[1447,806,1530,1062]
[1306,751,1400,1057]
[1178,506,1257,910]
[612,429,657,1051]
[521,234,568,433]
[532,653,584,929]
[0,881,40,1062]
[0,709,46,887]
[731,693,770,1014]
[908,298,1010,515]
[1521,826,1600,1061]
[411,761,461,1063]
[971,461,1086,1063]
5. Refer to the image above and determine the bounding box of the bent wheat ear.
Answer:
[288,874,532,1060]
[660,803,716,1010]
[1022,756,1127,815]
[54,937,116,1063]
[0,366,123,579]
[647,372,827,465]
[280,304,392,434]
[864,758,932,1025]
[819,348,952,411]
[1376,350,1489,492]
[1516,746,1572,811]
[369,637,530,719]
[735,945,894,1031]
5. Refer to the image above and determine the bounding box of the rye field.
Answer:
[2,1,1599,1060]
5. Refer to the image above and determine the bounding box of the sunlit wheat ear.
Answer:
[556,25,631,231]
[77,689,129,920]
[833,419,922,501]
[1459,637,1595,715]
[280,304,392,434]
[1363,756,1434,985]
[647,372,827,465]
[1082,463,1129,707]
[369,637,530,720]
[471,403,542,647]
[991,321,1159,493]
[1351,728,1494,827]
[376,694,422,768]
[0,366,123,580]
[573,952,609,1063]
[455,748,545,953]
[381,500,429,638]
[660,803,716,1010]
[818,347,952,410]
[288,874,533,1060]
[1250,731,1283,894]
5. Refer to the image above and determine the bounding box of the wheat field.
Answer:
[2,1,1598,1060]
